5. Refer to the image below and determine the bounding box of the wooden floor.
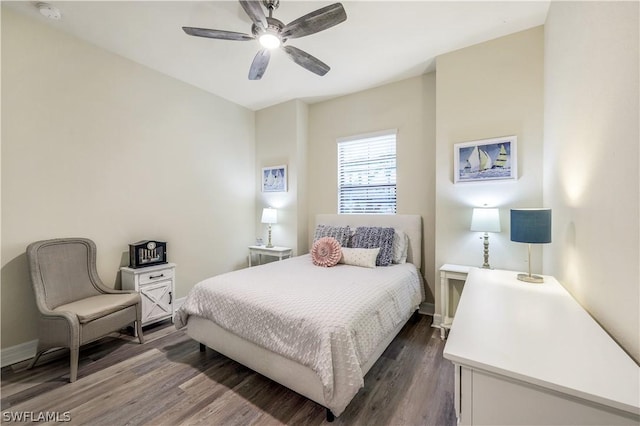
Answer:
[1,315,456,425]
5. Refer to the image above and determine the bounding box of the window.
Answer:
[337,130,397,214]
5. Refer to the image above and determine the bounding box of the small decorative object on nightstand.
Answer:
[248,245,292,267]
[121,263,175,333]
[128,240,167,269]
[470,207,501,269]
[261,207,277,248]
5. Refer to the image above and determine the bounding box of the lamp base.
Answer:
[517,273,544,284]
[480,233,493,270]
[265,224,274,248]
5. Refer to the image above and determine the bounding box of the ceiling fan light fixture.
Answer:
[182,0,347,78]
[259,32,281,49]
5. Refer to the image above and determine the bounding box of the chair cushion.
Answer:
[54,293,139,324]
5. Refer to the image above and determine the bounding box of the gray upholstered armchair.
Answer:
[26,238,144,382]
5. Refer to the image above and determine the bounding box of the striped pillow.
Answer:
[313,224,351,247]
[351,226,395,266]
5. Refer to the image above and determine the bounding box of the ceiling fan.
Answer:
[182,0,347,80]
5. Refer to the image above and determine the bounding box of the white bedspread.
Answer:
[174,254,423,416]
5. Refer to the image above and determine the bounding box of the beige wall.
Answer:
[255,100,308,254]
[1,9,256,348]
[307,74,437,302]
[4,1,637,368]
[434,27,544,323]
[543,2,639,361]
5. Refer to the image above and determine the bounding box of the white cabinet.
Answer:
[456,366,637,425]
[121,263,175,328]
[444,268,639,425]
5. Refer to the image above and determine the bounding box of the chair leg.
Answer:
[136,321,144,344]
[27,350,45,370]
[69,347,79,383]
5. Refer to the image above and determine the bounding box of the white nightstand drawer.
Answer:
[139,266,174,284]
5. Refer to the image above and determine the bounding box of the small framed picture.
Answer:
[262,165,287,192]
[454,136,517,183]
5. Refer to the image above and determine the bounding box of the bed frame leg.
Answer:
[199,343,206,352]
[326,409,335,422]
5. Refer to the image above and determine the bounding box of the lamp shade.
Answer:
[261,208,277,224]
[470,208,501,233]
[510,208,552,244]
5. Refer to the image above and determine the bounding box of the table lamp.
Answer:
[470,207,501,269]
[510,208,552,283]
[261,208,277,248]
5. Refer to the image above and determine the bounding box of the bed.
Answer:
[174,214,424,420]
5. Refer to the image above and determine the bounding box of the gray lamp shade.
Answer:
[510,209,552,244]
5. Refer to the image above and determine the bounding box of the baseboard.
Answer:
[1,339,37,368]
[418,302,435,316]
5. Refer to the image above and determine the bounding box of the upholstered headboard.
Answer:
[314,214,422,269]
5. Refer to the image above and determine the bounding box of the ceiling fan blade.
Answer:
[249,49,271,80]
[239,0,267,29]
[182,27,254,41]
[281,3,347,39]
[282,45,330,76]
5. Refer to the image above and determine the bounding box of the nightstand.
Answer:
[248,246,292,266]
[121,263,175,333]
[440,264,471,339]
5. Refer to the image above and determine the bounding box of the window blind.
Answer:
[337,130,397,214]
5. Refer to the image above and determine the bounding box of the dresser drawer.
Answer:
[138,266,174,285]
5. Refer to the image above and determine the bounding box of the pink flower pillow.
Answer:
[311,237,342,267]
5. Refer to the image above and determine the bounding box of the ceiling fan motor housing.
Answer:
[252,17,285,39]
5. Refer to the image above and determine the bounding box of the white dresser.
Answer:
[121,263,175,330]
[444,268,639,425]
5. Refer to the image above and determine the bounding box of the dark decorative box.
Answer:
[129,240,167,268]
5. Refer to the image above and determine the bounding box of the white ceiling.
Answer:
[5,1,550,111]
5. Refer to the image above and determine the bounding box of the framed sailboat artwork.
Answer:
[454,136,517,183]
[262,165,287,192]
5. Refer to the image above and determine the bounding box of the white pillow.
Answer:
[340,247,380,268]
[392,230,409,264]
